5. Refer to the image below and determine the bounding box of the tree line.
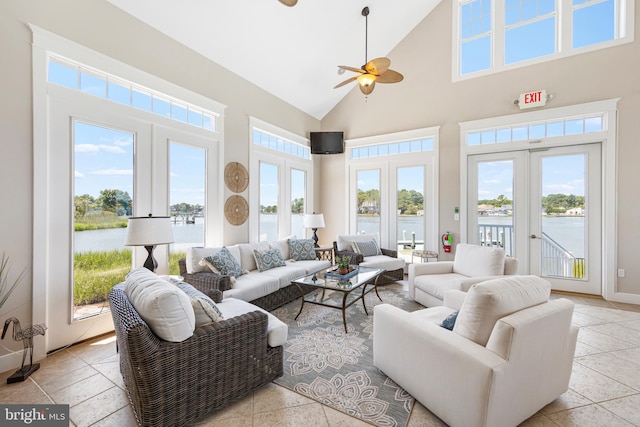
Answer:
[479,194,585,214]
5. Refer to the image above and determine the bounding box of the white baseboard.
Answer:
[0,351,26,376]
[609,291,640,305]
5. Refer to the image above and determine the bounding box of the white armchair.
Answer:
[374,275,578,427]
[409,243,518,307]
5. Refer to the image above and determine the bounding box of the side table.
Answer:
[412,249,439,263]
[315,245,334,264]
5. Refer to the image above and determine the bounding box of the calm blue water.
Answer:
[75,215,584,258]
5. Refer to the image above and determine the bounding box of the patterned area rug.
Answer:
[272,282,423,427]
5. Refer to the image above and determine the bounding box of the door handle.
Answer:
[530,234,541,239]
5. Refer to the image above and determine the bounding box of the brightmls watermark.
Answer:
[1,405,69,426]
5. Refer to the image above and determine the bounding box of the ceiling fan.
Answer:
[334,6,404,95]
[278,0,297,6]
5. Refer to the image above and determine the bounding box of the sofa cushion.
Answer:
[177,282,224,325]
[452,244,506,277]
[453,275,551,346]
[269,236,295,260]
[253,248,287,272]
[124,268,195,342]
[216,297,288,347]
[289,239,316,261]
[359,255,405,273]
[203,247,244,278]
[286,259,331,274]
[224,272,280,302]
[412,273,468,301]
[239,242,270,271]
[336,233,380,251]
[352,240,382,257]
[261,265,307,289]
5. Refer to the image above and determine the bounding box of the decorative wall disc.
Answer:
[224,162,249,193]
[224,195,249,226]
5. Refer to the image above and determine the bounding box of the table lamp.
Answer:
[303,213,325,248]
[125,214,174,272]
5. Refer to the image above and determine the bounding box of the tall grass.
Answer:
[75,214,128,232]
[73,249,187,305]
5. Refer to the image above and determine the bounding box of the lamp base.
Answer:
[143,245,158,272]
[312,228,319,248]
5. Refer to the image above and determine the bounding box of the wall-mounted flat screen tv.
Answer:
[310,131,344,154]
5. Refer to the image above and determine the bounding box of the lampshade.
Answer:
[303,213,325,229]
[125,215,174,246]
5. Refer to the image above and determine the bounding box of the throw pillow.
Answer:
[202,247,244,278]
[440,311,459,331]
[199,258,221,274]
[288,238,317,261]
[253,248,286,272]
[177,282,224,326]
[352,240,382,257]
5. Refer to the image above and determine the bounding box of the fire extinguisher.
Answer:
[442,232,453,253]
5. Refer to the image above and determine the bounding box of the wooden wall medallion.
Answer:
[224,195,249,225]
[224,162,249,193]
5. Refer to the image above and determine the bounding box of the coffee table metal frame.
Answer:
[291,266,385,333]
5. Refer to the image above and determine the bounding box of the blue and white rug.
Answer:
[273,282,423,427]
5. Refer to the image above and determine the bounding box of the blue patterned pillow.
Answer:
[253,248,286,272]
[177,282,224,325]
[288,239,317,261]
[440,311,459,331]
[352,240,382,257]
[203,247,243,278]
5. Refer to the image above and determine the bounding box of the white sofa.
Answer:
[374,275,578,427]
[333,233,405,283]
[180,238,331,311]
[409,243,519,307]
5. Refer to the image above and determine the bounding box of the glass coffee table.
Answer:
[291,266,385,333]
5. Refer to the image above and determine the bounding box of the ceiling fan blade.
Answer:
[365,57,391,76]
[333,76,359,89]
[376,69,404,84]
[359,80,376,95]
[278,0,298,6]
[338,65,366,74]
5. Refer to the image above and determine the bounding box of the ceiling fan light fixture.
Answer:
[357,73,376,88]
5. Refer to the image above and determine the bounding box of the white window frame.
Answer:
[249,117,314,242]
[30,24,226,355]
[346,127,440,251]
[453,0,635,81]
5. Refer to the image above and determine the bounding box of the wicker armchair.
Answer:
[178,258,232,293]
[108,286,282,427]
[333,235,405,284]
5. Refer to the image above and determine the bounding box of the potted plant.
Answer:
[335,255,351,275]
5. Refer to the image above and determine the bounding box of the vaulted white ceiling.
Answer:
[107,0,441,119]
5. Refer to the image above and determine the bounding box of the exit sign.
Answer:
[518,90,547,109]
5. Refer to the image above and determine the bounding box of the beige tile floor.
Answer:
[2,291,640,426]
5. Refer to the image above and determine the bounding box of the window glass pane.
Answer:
[399,142,411,153]
[546,121,564,136]
[573,0,614,48]
[291,169,306,240]
[512,126,528,140]
[565,118,584,134]
[422,139,434,151]
[259,162,278,241]
[496,128,512,142]
[169,142,205,273]
[505,0,521,26]
[73,121,133,320]
[539,0,555,15]
[410,140,422,152]
[356,170,380,235]
[132,89,152,111]
[461,36,491,74]
[477,160,514,255]
[370,146,379,157]
[481,130,496,144]
[80,70,106,97]
[351,148,359,159]
[529,123,546,139]
[397,166,425,261]
[585,116,603,132]
[171,103,188,122]
[389,143,399,154]
[505,17,556,64]
[203,114,215,131]
[467,132,482,146]
[153,96,171,117]
[379,144,389,156]
[49,59,78,88]
[188,109,203,127]
[108,81,130,105]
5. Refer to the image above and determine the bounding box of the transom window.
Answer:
[48,56,218,131]
[252,128,310,160]
[465,113,605,146]
[351,138,434,160]
[455,0,634,79]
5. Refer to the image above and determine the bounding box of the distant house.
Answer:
[566,207,585,215]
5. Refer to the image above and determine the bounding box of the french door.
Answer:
[468,143,602,295]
